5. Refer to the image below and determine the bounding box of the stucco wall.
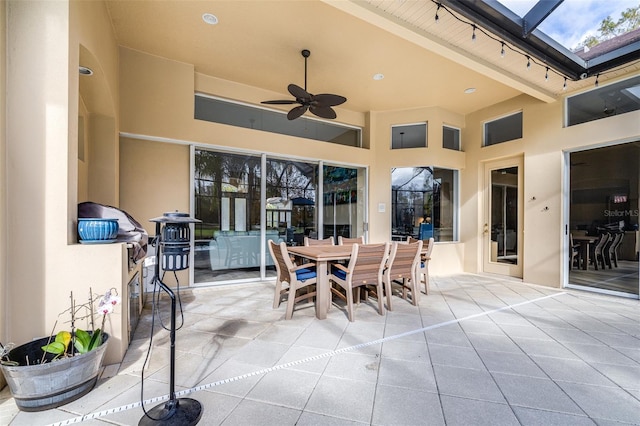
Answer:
[5,0,127,365]
[463,91,640,288]
[0,0,7,391]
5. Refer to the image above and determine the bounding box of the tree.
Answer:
[577,3,640,49]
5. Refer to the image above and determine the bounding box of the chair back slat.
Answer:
[387,241,422,280]
[349,243,389,286]
[304,236,335,246]
[338,236,365,245]
[268,240,291,283]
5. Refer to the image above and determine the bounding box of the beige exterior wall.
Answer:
[0,0,7,390]
[463,91,640,288]
[4,0,127,365]
[118,47,640,288]
[2,1,638,373]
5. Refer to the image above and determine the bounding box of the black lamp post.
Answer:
[139,211,202,426]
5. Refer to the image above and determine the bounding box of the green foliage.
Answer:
[577,3,640,49]
[41,329,103,358]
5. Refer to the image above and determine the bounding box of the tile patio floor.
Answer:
[1,273,639,425]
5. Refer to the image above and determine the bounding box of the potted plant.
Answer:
[0,289,120,412]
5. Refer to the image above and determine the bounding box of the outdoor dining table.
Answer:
[286,244,354,319]
[572,235,597,270]
[287,241,430,320]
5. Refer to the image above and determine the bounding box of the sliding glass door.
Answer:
[193,150,262,283]
[567,142,639,297]
[193,148,366,284]
[323,165,366,241]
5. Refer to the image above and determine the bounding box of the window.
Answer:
[391,123,427,149]
[483,112,523,146]
[391,167,457,242]
[195,94,361,147]
[566,75,640,127]
[443,125,460,150]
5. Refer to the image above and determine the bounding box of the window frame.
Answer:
[483,111,523,147]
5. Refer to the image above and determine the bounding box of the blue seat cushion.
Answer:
[331,265,347,280]
[295,267,317,282]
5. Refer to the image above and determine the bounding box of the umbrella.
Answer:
[291,197,315,206]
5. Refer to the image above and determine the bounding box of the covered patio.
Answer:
[2,274,639,425]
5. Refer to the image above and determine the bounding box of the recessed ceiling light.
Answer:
[464,87,476,94]
[79,66,93,76]
[202,13,218,25]
[373,73,384,81]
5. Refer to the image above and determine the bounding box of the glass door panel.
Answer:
[323,165,365,241]
[266,158,318,247]
[568,143,639,297]
[193,149,262,284]
[483,158,523,278]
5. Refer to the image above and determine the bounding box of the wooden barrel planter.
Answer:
[0,333,108,412]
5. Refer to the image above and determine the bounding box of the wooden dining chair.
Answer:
[384,240,423,309]
[569,233,580,270]
[608,232,624,268]
[329,242,389,321]
[408,236,435,294]
[337,236,365,245]
[268,240,318,319]
[303,236,335,246]
[590,232,610,270]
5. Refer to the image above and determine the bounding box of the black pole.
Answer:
[139,222,202,426]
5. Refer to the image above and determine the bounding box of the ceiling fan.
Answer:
[262,49,347,120]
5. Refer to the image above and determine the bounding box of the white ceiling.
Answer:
[103,0,635,118]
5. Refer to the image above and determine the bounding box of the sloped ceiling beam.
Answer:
[522,0,563,37]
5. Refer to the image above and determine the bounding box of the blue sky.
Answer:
[498,0,639,49]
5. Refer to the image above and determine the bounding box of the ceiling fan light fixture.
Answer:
[261,49,347,120]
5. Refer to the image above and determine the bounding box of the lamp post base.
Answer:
[139,398,202,426]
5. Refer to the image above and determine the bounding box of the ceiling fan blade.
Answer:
[309,105,337,119]
[288,84,311,101]
[261,100,298,105]
[287,105,308,120]
[312,93,347,107]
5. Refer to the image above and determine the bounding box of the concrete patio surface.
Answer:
[1,273,639,425]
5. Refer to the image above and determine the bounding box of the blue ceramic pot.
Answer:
[78,218,119,242]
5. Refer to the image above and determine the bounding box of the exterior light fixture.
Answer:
[526,56,531,70]
[500,42,505,58]
[471,25,476,42]
[79,66,93,76]
[435,3,440,22]
[202,13,218,25]
[545,67,549,81]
